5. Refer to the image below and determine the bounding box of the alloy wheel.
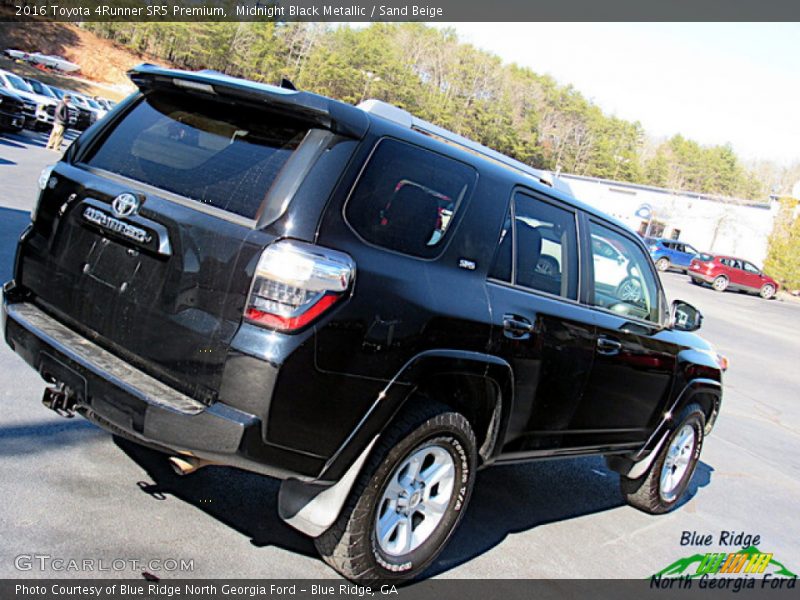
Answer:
[374,444,456,556]
[659,424,696,502]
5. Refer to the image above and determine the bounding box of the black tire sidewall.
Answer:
[369,430,473,577]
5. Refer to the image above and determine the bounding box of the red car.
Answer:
[689,254,779,299]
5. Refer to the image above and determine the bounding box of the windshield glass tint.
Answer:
[28,80,55,97]
[7,73,32,93]
[85,92,310,219]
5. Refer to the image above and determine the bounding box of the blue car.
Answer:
[646,238,701,272]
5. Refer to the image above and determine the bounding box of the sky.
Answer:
[434,23,800,166]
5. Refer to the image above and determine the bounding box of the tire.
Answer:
[620,403,705,514]
[656,258,670,272]
[760,284,775,300]
[690,278,703,286]
[315,400,477,581]
[536,255,560,276]
[616,276,643,303]
[712,276,729,292]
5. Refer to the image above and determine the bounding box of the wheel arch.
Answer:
[322,349,514,481]
[278,349,514,538]
[606,378,721,478]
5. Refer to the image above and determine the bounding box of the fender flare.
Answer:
[278,349,513,537]
[606,378,722,478]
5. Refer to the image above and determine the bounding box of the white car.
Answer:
[71,94,105,122]
[0,69,57,130]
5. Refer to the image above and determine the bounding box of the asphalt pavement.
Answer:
[0,129,798,580]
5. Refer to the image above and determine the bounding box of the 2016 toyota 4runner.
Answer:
[3,64,725,581]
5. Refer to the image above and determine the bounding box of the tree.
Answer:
[764,198,800,291]
[78,22,771,202]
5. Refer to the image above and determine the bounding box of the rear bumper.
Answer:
[3,294,375,537]
[1,297,314,481]
[689,270,714,283]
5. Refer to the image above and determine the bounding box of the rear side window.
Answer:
[84,92,311,220]
[345,139,476,258]
[489,191,579,299]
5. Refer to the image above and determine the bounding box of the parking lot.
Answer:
[1,129,799,580]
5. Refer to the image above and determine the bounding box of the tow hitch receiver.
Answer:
[42,385,77,418]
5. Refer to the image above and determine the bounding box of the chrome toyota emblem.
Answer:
[111,193,139,218]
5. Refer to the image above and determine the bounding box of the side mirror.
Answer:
[669,300,702,332]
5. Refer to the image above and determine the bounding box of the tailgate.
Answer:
[12,79,345,402]
[18,162,266,403]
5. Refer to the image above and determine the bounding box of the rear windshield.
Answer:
[84,92,310,220]
[697,253,714,262]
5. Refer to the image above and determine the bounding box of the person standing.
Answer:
[46,94,71,151]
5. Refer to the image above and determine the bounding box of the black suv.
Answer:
[0,87,26,132]
[3,65,724,581]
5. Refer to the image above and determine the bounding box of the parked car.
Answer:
[3,64,726,582]
[47,85,91,130]
[646,237,701,272]
[78,94,107,119]
[0,87,26,132]
[689,254,779,299]
[0,88,25,133]
[21,76,78,129]
[93,96,116,112]
[0,68,56,130]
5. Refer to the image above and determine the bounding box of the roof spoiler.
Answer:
[128,64,368,139]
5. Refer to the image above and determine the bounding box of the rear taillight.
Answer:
[32,164,55,222]
[244,240,355,332]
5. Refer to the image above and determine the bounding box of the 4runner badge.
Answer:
[111,193,140,218]
[83,207,152,246]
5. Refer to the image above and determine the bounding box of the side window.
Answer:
[743,262,760,274]
[345,139,476,258]
[685,244,699,255]
[589,222,660,323]
[489,192,578,299]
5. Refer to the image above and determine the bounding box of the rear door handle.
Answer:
[597,336,623,355]
[503,314,533,339]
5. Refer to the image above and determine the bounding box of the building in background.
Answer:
[556,174,778,267]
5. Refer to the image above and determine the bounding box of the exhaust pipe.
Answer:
[42,385,76,418]
[168,456,214,476]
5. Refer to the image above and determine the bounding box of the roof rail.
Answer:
[358,99,553,187]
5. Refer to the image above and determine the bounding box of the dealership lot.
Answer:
[1,130,799,579]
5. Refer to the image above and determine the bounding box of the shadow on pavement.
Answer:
[427,458,713,576]
[0,136,26,149]
[0,418,103,456]
[0,158,15,166]
[115,432,714,577]
[17,131,49,148]
[115,437,318,560]
[0,207,30,282]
